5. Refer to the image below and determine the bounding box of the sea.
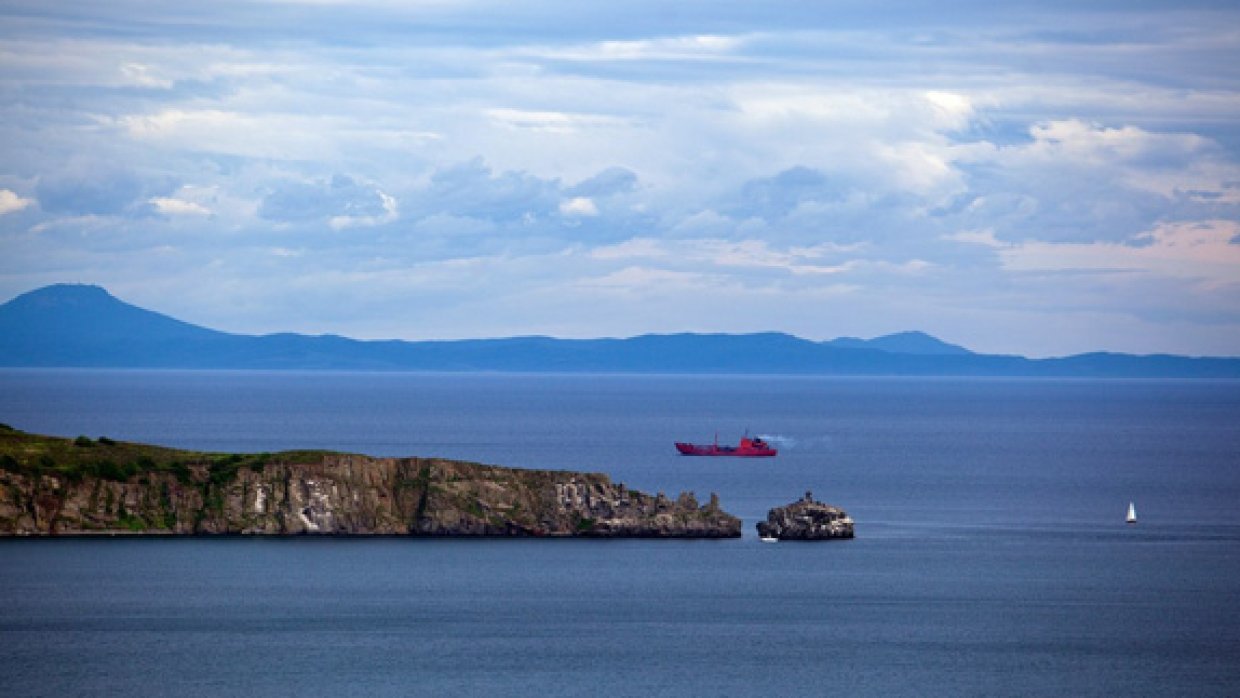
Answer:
[1,369,1238,696]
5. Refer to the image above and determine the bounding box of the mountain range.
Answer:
[0,284,1237,377]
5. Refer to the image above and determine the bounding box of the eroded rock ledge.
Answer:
[757,491,854,540]
[0,428,740,537]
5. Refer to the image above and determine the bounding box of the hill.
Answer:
[824,330,973,355]
[0,284,1237,377]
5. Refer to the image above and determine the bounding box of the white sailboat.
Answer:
[1126,501,1137,524]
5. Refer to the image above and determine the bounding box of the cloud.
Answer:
[999,220,1240,286]
[954,120,1240,244]
[119,61,173,89]
[592,237,866,277]
[567,167,638,198]
[0,189,34,215]
[725,166,844,221]
[417,158,560,222]
[559,197,598,217]
[330,191,397,230]
[258,174,395,227]
[486,108,629,134]
[3,2,1240,356]
[142,185,227,219]
[34,168,169,216]
[120,107,430,162]
[148,197,211,217]
[538,34,745,61]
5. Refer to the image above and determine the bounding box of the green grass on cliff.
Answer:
[0,423,335,484]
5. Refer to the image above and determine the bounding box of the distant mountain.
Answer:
[824,331,973,356]
[0,284,239,367]
[1,284,1237,377]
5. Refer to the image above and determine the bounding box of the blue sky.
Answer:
[1,1,1238,357]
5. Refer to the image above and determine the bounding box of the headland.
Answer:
[0,425,740,538]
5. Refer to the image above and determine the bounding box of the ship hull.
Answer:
[675,442,777,457]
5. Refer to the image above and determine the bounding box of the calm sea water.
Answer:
[1,370,1239,696]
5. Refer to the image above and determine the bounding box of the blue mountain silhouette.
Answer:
[1,284,1236,377]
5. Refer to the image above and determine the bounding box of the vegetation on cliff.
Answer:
[0,425,740,537]
[0,423,310,485]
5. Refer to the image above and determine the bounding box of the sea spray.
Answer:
[756,434,836,451]
[757,434,797,450]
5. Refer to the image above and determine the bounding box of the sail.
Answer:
[1126,501,1137,523]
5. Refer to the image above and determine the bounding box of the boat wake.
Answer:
[756,434,797,449]
[756,434,834,451]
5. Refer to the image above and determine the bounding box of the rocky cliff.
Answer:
[756,491,854,540]
[0,426,740,537]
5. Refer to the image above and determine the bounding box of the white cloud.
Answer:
[119,108,432,162]
[119,62,173,89]
[558,197,598,217]
[149,196,211,217]
[520,34,746,62]
[952,120,1240,244]
[924,91,974,130]
[486,108,630,134]
[1015,120,1223,180]
[941,229,1004,248]
[718,86,972,200]
[591,237,873,277]
[579,265,716,291]
[0,189,34,215]
[330,190,398,229]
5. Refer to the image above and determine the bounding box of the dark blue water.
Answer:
[2,370,1239,696]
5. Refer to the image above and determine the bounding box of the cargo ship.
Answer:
[675,435,777,457]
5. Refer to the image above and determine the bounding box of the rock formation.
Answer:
[0,427,740,537]
[756,491,854,540]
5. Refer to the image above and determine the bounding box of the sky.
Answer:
[1,0,1239,358]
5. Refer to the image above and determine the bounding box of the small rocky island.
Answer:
[757,491,854,540]
[0,426,741,538]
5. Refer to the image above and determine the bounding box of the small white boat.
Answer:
[1126,501,1137,524]
[759,536,778,543]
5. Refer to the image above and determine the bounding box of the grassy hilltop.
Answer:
[0,423,324,487]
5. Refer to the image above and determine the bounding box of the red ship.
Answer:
[675,434,777,457]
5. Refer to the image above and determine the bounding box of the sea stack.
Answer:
[757,491,854,540]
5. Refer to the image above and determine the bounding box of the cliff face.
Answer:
[0,430,740,537]
[756,491,854,540]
